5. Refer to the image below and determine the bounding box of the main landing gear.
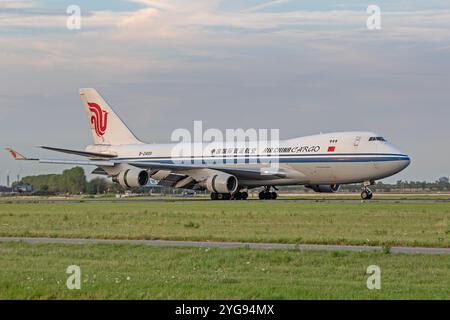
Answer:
[232,191,249,200]
[210,191,249,201]
[210,187,278,200]
[258,186,278,200]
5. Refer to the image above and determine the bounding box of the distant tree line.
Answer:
[374,179,450,192]
[13,167,124,195]
[294,178,450,193]
[12,167,450,195]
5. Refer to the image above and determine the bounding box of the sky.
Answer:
[1,0,450,185]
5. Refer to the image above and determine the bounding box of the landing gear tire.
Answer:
[222,193,232,200]
[361,189,373,200]
[212,193,233,200]
[259,189,278,200]
[259,191,270,200]
[231,192,248,200]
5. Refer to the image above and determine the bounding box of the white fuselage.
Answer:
[88,131,410,188]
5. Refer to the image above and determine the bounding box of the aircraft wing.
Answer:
[5,148,115,167]
[5,148,301,182]
[39,159,116,166]
[40,146,117,159]
[127,161,290,180]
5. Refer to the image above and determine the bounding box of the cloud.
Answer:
[119,7,159,26]
[1,0,450,182]
[1,0,450,42]
[0,10,127,29]
[127,0,177,11]
[243,0,291,13]
[1,1,450,77]
[0,0,35,9]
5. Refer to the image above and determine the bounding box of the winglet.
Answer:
[5,148,28,160]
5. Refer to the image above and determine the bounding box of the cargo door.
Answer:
[354,136,361,148]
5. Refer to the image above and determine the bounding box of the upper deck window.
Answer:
[369,137,386,142]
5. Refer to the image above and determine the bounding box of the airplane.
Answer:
[6,88,411,200]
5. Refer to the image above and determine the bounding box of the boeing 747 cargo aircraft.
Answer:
[6,88,410,200]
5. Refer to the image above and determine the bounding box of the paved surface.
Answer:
[1,198,450,204]
[1,237,449,254]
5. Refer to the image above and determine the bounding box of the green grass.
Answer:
[0,202,449,247]
[0,242,448,299]
[2,193,450,202]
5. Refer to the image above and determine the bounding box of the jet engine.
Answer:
[205,173,238,194]
[113,169,149,188]
[306,184,341,193]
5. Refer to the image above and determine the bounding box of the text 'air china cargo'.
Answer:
[6,88,410,200]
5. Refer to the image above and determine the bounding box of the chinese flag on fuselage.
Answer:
[327,146,336,152]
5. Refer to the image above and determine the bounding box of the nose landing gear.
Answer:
[361,180,375,200]
[361,187,373,200]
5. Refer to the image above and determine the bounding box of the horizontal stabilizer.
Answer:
[5,148,37,161]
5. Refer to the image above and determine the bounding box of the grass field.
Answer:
[0,201,449,247]
[0,242,448,299]
[2,192,450,202]
[0,201,449,300]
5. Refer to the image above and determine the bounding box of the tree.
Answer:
[19,167,86,194]
[86,177,108,194]
[61,167,86,194]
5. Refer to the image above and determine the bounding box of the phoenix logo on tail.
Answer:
[88,102,108,137]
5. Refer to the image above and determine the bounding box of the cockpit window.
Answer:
[369,137,386,142]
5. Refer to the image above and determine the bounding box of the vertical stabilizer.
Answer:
[79,88,142,145]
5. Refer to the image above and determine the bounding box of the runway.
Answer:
[1,236,449,254]
[1,197,450,204]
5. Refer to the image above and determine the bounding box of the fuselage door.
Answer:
[354,136,361,147]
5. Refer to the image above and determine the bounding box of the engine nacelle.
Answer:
[306,184,341,193]
[205,173,238,194]
[113,169,149,188]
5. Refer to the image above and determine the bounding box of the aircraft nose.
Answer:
[387,144,411,172]
[395,151,411,171]
[402,155,411,170]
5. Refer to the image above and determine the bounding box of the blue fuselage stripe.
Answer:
[115,154,410,164]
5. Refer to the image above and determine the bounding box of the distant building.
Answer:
[438,177,449,184]
[13,183,33,193]
[0,185,13,193]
